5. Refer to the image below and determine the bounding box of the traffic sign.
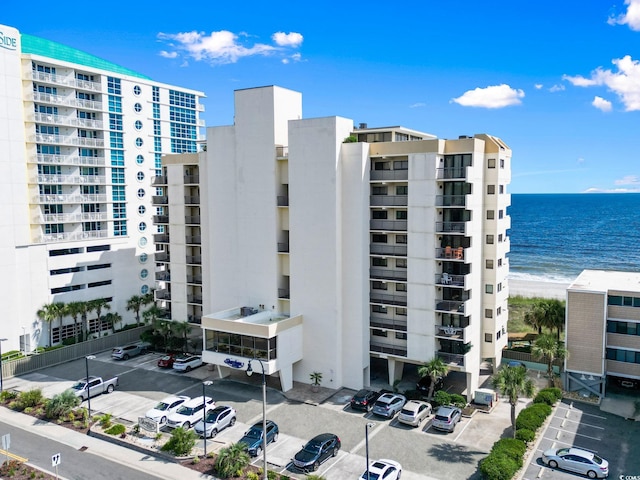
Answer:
[1,434,9,450]
[51,453,61,467]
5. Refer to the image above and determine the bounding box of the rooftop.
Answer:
[568,269,640,294]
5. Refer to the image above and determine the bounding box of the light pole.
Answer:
[85,355,96,432]
[365,422,375,480]
[247,359,267,480]
[0,339,7,392]
[202,380,213,458]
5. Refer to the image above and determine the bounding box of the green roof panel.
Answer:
[21,34,151,80]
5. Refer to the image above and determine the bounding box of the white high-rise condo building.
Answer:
[0,24,204,351]
[196,86,511,397]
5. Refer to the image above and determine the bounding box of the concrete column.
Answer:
[279,364,293,392]
[465,370,480,402]
[363,365,371,388]
[388,358,404,387]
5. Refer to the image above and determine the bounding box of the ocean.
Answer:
[507,193,640,283]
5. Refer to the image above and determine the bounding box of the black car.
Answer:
[350,389,380,412]
[416,375,444,396]
[238,420,279,457]
[292,433,341,472]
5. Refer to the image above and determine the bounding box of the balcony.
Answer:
[370,244,407,256]
[370,293,407,307]
[154,234,170,243]
[278,243,290,253]
[35,154,105,167]
[370,170,408,181]
[435,246,466,261]
[437,351,465,366]
[435,222,466,234]
[155,252,170,263]
[435,194,466,207]
[152,196,168,205]
[370,195,408,207]
[435,272,466,287]
[370,342,407,357]
[38,230,109,243]
[35,212,109,223]
[276,146,288,158]
[278,288,290,299]
[186,275,202,284]
[187,295,202,304]
[156,290,171,301]
[370,268,407,281]
[434,325,467,342]
[35,174,106,185]
[186,255,202,265]
[185,215,200,225]
[277,196,289,207]
[370,316,407,332]
[34,194,108,204]
[153,215,169,224]
[152,176,167,186]
[436,167,467,180]
[184,175,199,184]
[184,195,200,205]
[435,300,466,315]
[186,235,201,245]
[156,271,171,281]
[370,220,407,231]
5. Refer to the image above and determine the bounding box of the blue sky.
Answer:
[4,0,640,193]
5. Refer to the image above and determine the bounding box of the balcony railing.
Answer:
[369,195,408,207]
[155,253,170,262]
[152,176,167,186]
[156,272,171,281]
[153,215,169,224]
[186,276,202,284]
[370,342,407,357]
[370,170,408,181]
[185,215,200,224]
[35,174,106,185]
[370,220,407,231]
[370,316,407,332]
[437,351,465,366]
[36,212,108,223]
[435,247,466,260]
[186,235,201,245]
[370,268,407,281]
[436,167,467,180]
[435,300,465,314]
[370,244,407,256]
[434,325,467,342]
[435,194,466,207]
[184,175,199,184]
[370,293,407,306]
[186,256,202,264]
[435,222,466,234]
[276,146,288,158]
[277,196,289,207]
[34,154,105,166]
[435,273,466,287]
[278,288,290,299]
[154,234,170,243]
[187,295,202,304]
[156,290,171,300]
[184,196,200,204]
[278,243,290,253]
[152,196,168,205]
[34,194,108,204]
[38,230,109,243]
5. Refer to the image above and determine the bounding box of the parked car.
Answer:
[398,400,432,427]
[292,433,341,472]
[157,354,177,368]
[372,393,406,419]
[432,405,462,432]
[111,344,146,360]
[542,447,609,479]
[238,420,279,457]
[172,354,203,372]
[166,396,215,429]
[360,459,402,480]
[350,389,381,412]
[194,405,237,438]
[145,395,190,425]
[69,375,119,401]
[507,360,527,370]
[416,375,444,396]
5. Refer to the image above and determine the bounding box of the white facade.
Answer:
[0,24,204,351]
[199,86,511,396]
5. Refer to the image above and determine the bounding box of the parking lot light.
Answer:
[85,355,96,431]
[202,380,213,458]
[247,359,267,480]
[365,422,375,480]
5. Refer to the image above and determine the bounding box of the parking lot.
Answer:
[4,350,536,480]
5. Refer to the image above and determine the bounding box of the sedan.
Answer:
[157,354,176,368]
[398,400,432,427]
[360,459,402,480]
[292,433,341,472]
[145,395,190,425]
[350,389,381,412]
[542,447,609,479]
[372,393,406,419]
[238,420,279,457]
[172,354,203,372]
[432,405,462,432]
[166,396,215,429]
[194,405,236,438]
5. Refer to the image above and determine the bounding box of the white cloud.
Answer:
[583,186,640,193]
[608,0,640,30]
[272,32,303,47]
[615,174,640,185]
[563,55,640,111]
[409,102,426,108]
[592,96,613,112]
[534,84,543,90]
[157,29,302,65]
[549,84,565,92]
[451,84,524,108]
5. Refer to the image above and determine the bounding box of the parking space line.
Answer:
[557,417,604,429]
[452,417,473,442]
[546,425,602,441]
[556,405,607,420]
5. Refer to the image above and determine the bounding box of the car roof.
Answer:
[250,420,275,429]
[310,433,337,442]
[567,448,595,459]
[160,395,189,402]
[182,396,212,406]
[210,405,233,414]
[371,459,401,470]
[404,400,428,410]
[436,405,459,414]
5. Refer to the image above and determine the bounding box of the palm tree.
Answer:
[89,298,111,338]
[523,306,544,334]
[492,366,536,437]
[78,301,94,340]
[214,442,250,478]
[143,304,163,326]
[173,321,192,352]
[65,301,85,342]
[126,295,145,326]
[104,312,123,332]
[417,357,449,399]
[36,303,61,347]
[532,333,568,386]
[542,299,565,339]
[153,319,173,351]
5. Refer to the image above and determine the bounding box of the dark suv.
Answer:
[238,420,279,457]
[350,389,380,412]
[416,375,444,396]
[292,433,341,472]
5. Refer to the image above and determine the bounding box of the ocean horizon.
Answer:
[507,193,640,284]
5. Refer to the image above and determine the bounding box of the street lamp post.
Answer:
[202,380,213,458]
[0,339,7,392]
[85,355,96,432]
[247,359,267,480]
[365,422,375,480]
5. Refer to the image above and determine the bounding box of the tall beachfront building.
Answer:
[0,24,204,351]
[195,86,511,397]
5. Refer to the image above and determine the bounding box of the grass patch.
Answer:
[507,296,545,333]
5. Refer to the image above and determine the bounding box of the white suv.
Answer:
[145,395,190,425]
[166,396,215,429]
[172,354,204,372]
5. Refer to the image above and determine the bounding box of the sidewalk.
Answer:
[0,407,217,480]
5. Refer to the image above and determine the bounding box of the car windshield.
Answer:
[303,442,322,453]
[176,406,194,416]
[244,428,261,439]
[154,402,170,411]
[71,381,86,390]
[435,415,450,421]
[160,356,171,361]
[401,409,414,415]
[361,473,380,480]
[592,454,603,465]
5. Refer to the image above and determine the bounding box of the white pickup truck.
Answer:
[70,375,119,401]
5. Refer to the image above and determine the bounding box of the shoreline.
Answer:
[508,278,570,300]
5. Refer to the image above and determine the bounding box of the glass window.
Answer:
[486,259,494,269]
[139,237,147,247]
[138,205,146,215]
[608,296,623,306]
[485,309,493,318]
[396,211,407,220]
[137,188,145,198]
[487,158,496,168]
[487,185,495,195]
[133,85,141,96]
[487,210,495,220]
[136,154,144,165]
[134,103,142,113]
[140,269,148,279]
[135,138,143,147]
[138,222,147,232]
[486,284,494,294]
[139,253,148,263]
[135,120,143,130]
[137,171,145,181]
[141,285,149,294]
[485,333,493,342]
[486,235,494,244]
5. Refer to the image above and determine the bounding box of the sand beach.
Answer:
[508,278,570,300]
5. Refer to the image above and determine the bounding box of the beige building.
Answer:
[565,269,640,398]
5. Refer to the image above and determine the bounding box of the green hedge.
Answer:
[480,451,521,480]
[533,390,557,406]
[515,403,551,431]
[515,428,535,443]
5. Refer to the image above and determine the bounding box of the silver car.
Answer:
[193,405,237,438]
[111,344,146,360]
[398,400,432,427]
[542,447,609,479]
[372,393,406,419]
[432,405,462,432]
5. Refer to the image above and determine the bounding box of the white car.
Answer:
[166,396,215,429]
[193,405,237,438]
[145,395,190,425]
[172,354,203,372]
[360,459,402,480]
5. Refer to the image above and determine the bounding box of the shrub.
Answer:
[161,427,197,456]
[246,472,260,480]
[541,387,562,401]
[214,443,250,478]
[515,428,535,443]
[192,455,200,464]
[98,413,113,428]
[515,403,552,431]
[0,390,18,403]
[267,470,278,480]
[450,393,467,408]
[480,452,520,480]
[491,438,526,466]
[105,424,126,436]
[45,390,80,419]
[533,390,557,406]
[433,390,451,407]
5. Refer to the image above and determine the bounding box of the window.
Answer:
[139,253,148,263]
[500,159,505,168]
[86,263,110,271]
[497,283,503,292]
[485,333,493,343]
[396,258,407,268]
[499,185,504,194]
[373,162,390,171]
[134,103,142,113]
[497,306,502,316]
[396,307,407,316]
[138,222,147,232]
[394,160,408,170]
[133,85,141,96]
[498,258,503,267]
[372,186,387,195]
[141,285,149,294]
[487,185,495,195]
[136,171,145,182]
[140,269,149,279]
[372,257,387,267]
[87,245,110,252]
[137,188,146,198]
[138,205,146,215]
[372,305,387,314]
[372,281,387,290]
[396,235,407,244]
[372,210,388,219]
[486,284,494,294]
[498,234,503,243]
[485,309,493,318]
[486,259,494,269]
[396,283,407,292]
[372,329,387,337]
[136,154,144,165]
[372,234,387,243]
[396,211,407,220]
[488,158,496,168]
[486,235,494,244]
[487,210,495,220]
[139,237,147,247]
[135,120,143,130]
[499,210,504,219]
[135,137,144,147]
[396,186,408,195]
[395,332,407,340]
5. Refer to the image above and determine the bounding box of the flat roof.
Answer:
[568,269,640,294]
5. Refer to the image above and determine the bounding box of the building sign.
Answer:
[138,416,158,433]
[224,358,244,369]
[0,30,17,51]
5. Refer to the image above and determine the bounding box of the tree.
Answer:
[214,442,250,478]
[523,306,544,334]
[153,319,173,352]
[36,302,65,347]
[541,299,565,339]
[78,301,94,341]
[172,321,192,352]
[65,301,85,342]
[492,366,536,438]
[126,295,145,326]
[143,304,163,326]
[531,333,568,386]
[104,312,122,332]
[417,357,449,399]
[88,298,111,338]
